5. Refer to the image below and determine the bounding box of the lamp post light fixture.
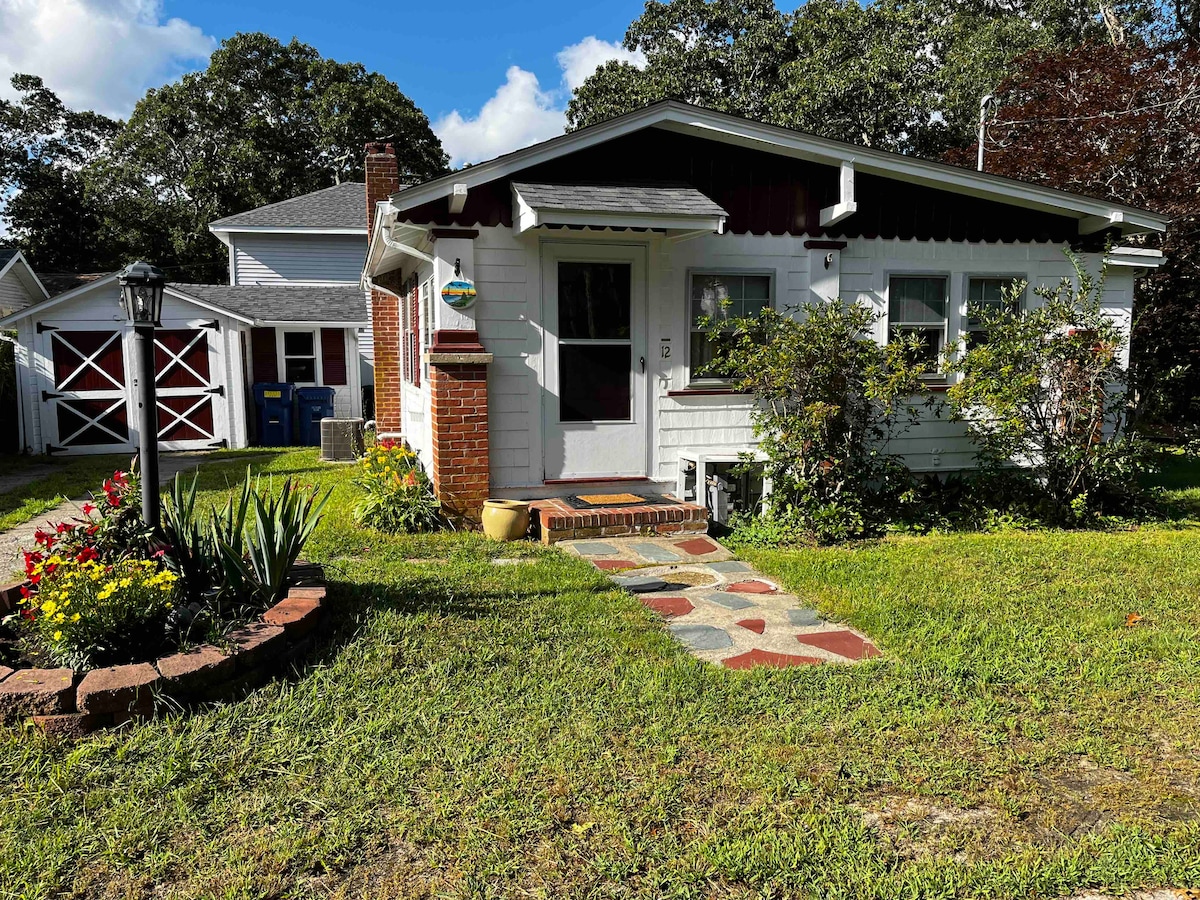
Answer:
[118,261,167,529]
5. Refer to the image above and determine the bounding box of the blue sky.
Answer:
[0,0,654,166]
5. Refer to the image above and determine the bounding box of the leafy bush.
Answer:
[944,253,1156,523]
[353,439,445,534]
[164,467,329,610]
[15,556,178,670]
[704,300,929,544]
[36,467,155,564]
[218,475,330,607]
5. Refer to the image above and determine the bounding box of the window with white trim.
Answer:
[965,276,1024,348]
[689,271,772,382]
[282,330,317,383]
[888,275,948,371]
[420,278,434,381]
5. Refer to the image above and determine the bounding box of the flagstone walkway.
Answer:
[559,534,882,670]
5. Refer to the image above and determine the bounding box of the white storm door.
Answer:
[542,242,648,481]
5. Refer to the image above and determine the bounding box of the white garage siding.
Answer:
[232,234,367,285]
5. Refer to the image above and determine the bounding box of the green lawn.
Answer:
[1,450,1198,898]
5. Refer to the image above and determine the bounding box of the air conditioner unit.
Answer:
[320,417,365,462]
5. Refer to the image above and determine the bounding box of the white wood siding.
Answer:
[232,234,366,285]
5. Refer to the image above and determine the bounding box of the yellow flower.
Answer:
[71,613,80,622]
[41,599,57,615]
[53,631,62,641]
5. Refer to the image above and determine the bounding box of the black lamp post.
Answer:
[118,261,167,529]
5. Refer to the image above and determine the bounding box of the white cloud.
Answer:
[0,0,214,118]
[556,36,647,92]
[433,36,647,168]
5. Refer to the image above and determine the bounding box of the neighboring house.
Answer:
[0,249,49,317]
[0,187,370,455]
[358,100,1168,521]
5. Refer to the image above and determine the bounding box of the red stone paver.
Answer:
[640,596,694,618]
[727,580,777,594]
[77,663,159,715]
[723,649,825,670]
[156,645,233,691]
[33,712,101,739]
[674,537,720,556]
[227,623,286,669]
[796,630,881,660]
[263,596,322,634]
[735,618,766,634]
[592,559,637,571]
[0,667,74,721]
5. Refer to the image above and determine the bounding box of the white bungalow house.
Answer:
[358,100,1168,534]
[0,185,370,455]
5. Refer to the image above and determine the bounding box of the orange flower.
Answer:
[402,471,419,488]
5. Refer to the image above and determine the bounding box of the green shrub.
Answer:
[703,300,929,544]
[944,251,1158,523]
[353,439,445,534]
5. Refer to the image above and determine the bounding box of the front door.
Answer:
[542,242,647,480]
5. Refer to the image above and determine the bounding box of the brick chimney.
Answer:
[366,141,403,435]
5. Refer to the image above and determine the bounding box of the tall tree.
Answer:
[951,40,1200,426]
[89,33,449,282]
[0,75,120,272]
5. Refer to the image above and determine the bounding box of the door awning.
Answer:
[511,182,727,237]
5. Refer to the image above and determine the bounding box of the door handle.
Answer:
[640,356,645,373]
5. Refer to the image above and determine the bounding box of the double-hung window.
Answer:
[888,276,948,371]
[282,331,317,383]
[965,276,1023,348]
[689,272,772,382]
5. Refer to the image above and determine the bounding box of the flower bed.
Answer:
[0,463,332,737]
[0,564,327,737]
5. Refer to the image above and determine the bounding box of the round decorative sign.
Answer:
[441,278,477,310]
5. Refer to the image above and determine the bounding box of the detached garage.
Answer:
[1,275,367,455]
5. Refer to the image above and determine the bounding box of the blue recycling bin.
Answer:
[252,382,294,446]
[295,386,336,446]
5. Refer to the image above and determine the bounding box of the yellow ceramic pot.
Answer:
[481,499,531,541]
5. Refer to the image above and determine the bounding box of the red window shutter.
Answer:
[250,327,278,383]
[412,283,421,387]
[320,328,347,385]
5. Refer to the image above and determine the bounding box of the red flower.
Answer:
[76,547,98,563]
[19,585,31,599]
[107,493,120,507]
[111,471,129,487]
[81,503,95,515]
[55,522,69,534]
[20,609,35,621]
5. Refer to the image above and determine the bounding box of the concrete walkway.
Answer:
[559,534,881,670]
[0,453,239,579]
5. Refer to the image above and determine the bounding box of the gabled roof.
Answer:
[388,100,1169,236]
[0,272,118,327]
[168,283,368,325]
[209,182,368,234]
[0,249,49,312]
[37,272,109,298]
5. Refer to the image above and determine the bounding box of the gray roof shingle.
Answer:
[169,283,368,324]
[511,182,727,218]
[209,182,367,230]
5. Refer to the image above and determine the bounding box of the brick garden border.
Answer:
[0,564,327,738]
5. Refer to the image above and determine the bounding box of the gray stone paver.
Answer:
[558,532,882,670]
[570,541,619,557]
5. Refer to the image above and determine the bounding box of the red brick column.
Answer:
[428,331,491,523]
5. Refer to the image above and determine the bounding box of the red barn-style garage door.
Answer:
[39,322,229,454]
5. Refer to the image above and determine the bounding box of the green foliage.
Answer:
[218,475,330,608]
[944,252,1153,521]
[706,300,930,543]
[353,439,445,534]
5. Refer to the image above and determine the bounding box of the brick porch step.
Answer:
[530,498,709,545]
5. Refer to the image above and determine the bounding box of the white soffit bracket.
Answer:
[1079,211,1126,235]
[449,183,469,215]
[820,160,857,228]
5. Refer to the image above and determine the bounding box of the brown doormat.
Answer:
[562,492,676,509]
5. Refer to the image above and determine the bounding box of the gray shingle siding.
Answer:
[209,182,367,230]
[169,283,368,324]
[512,182,727,217]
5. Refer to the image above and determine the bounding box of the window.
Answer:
[282,331,317,383]
[888,276,948,371]
[689,272,772,382]
[965,276,1023,348]
[420,278,434,381]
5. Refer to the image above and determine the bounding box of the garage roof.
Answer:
[168,283,368,325]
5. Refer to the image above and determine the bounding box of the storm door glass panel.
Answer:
[558,261,633,422]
